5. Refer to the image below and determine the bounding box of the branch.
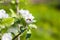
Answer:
[15,0,20,40]
[16,0,19,15]
[12,29,26,40]
[12,32,21,40]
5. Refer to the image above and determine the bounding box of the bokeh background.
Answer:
[0,0,60,40]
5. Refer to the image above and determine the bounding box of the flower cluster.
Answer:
[0,9,37,40]
[19,9,36,24]
[19,9,37,29]
[0,9,9,19]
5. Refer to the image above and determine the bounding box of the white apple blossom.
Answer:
[19,9,29,17]
[2,33,12,40]
[29,24,37,29]
[0,9,9,19]
[19,9,36,23]
[8,27,19,35]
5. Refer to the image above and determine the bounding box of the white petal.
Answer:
[24,15,34,20]
[0,9,9,19]
[2,33,12,40]
[5,13,9,18]
[29,24,37,29]
[0,13,3,18]
[8,28,18,35]
[31,20,36,22]
[0,9,6,14]
[19,9,29,16]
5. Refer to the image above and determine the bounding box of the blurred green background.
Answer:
[0,0,60,40]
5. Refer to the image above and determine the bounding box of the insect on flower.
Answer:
[19,9,36,24]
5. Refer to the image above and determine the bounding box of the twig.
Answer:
[16,0,20,40]
[12,29,26,40]
[16,0,19,15]
[12,32,21,40]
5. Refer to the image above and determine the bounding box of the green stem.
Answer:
[16,0,20,40]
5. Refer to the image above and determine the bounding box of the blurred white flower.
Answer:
[0,9,9,19]
[19,9,29,17]
[8,27,19,35]
[2,33,12,40]
[19,9,36,23]
[29,24,37,29]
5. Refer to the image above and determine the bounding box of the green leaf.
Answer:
[9,8,17,17]
[1,27,8,34]
[20,18,27,26]
[1,17,15,26]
